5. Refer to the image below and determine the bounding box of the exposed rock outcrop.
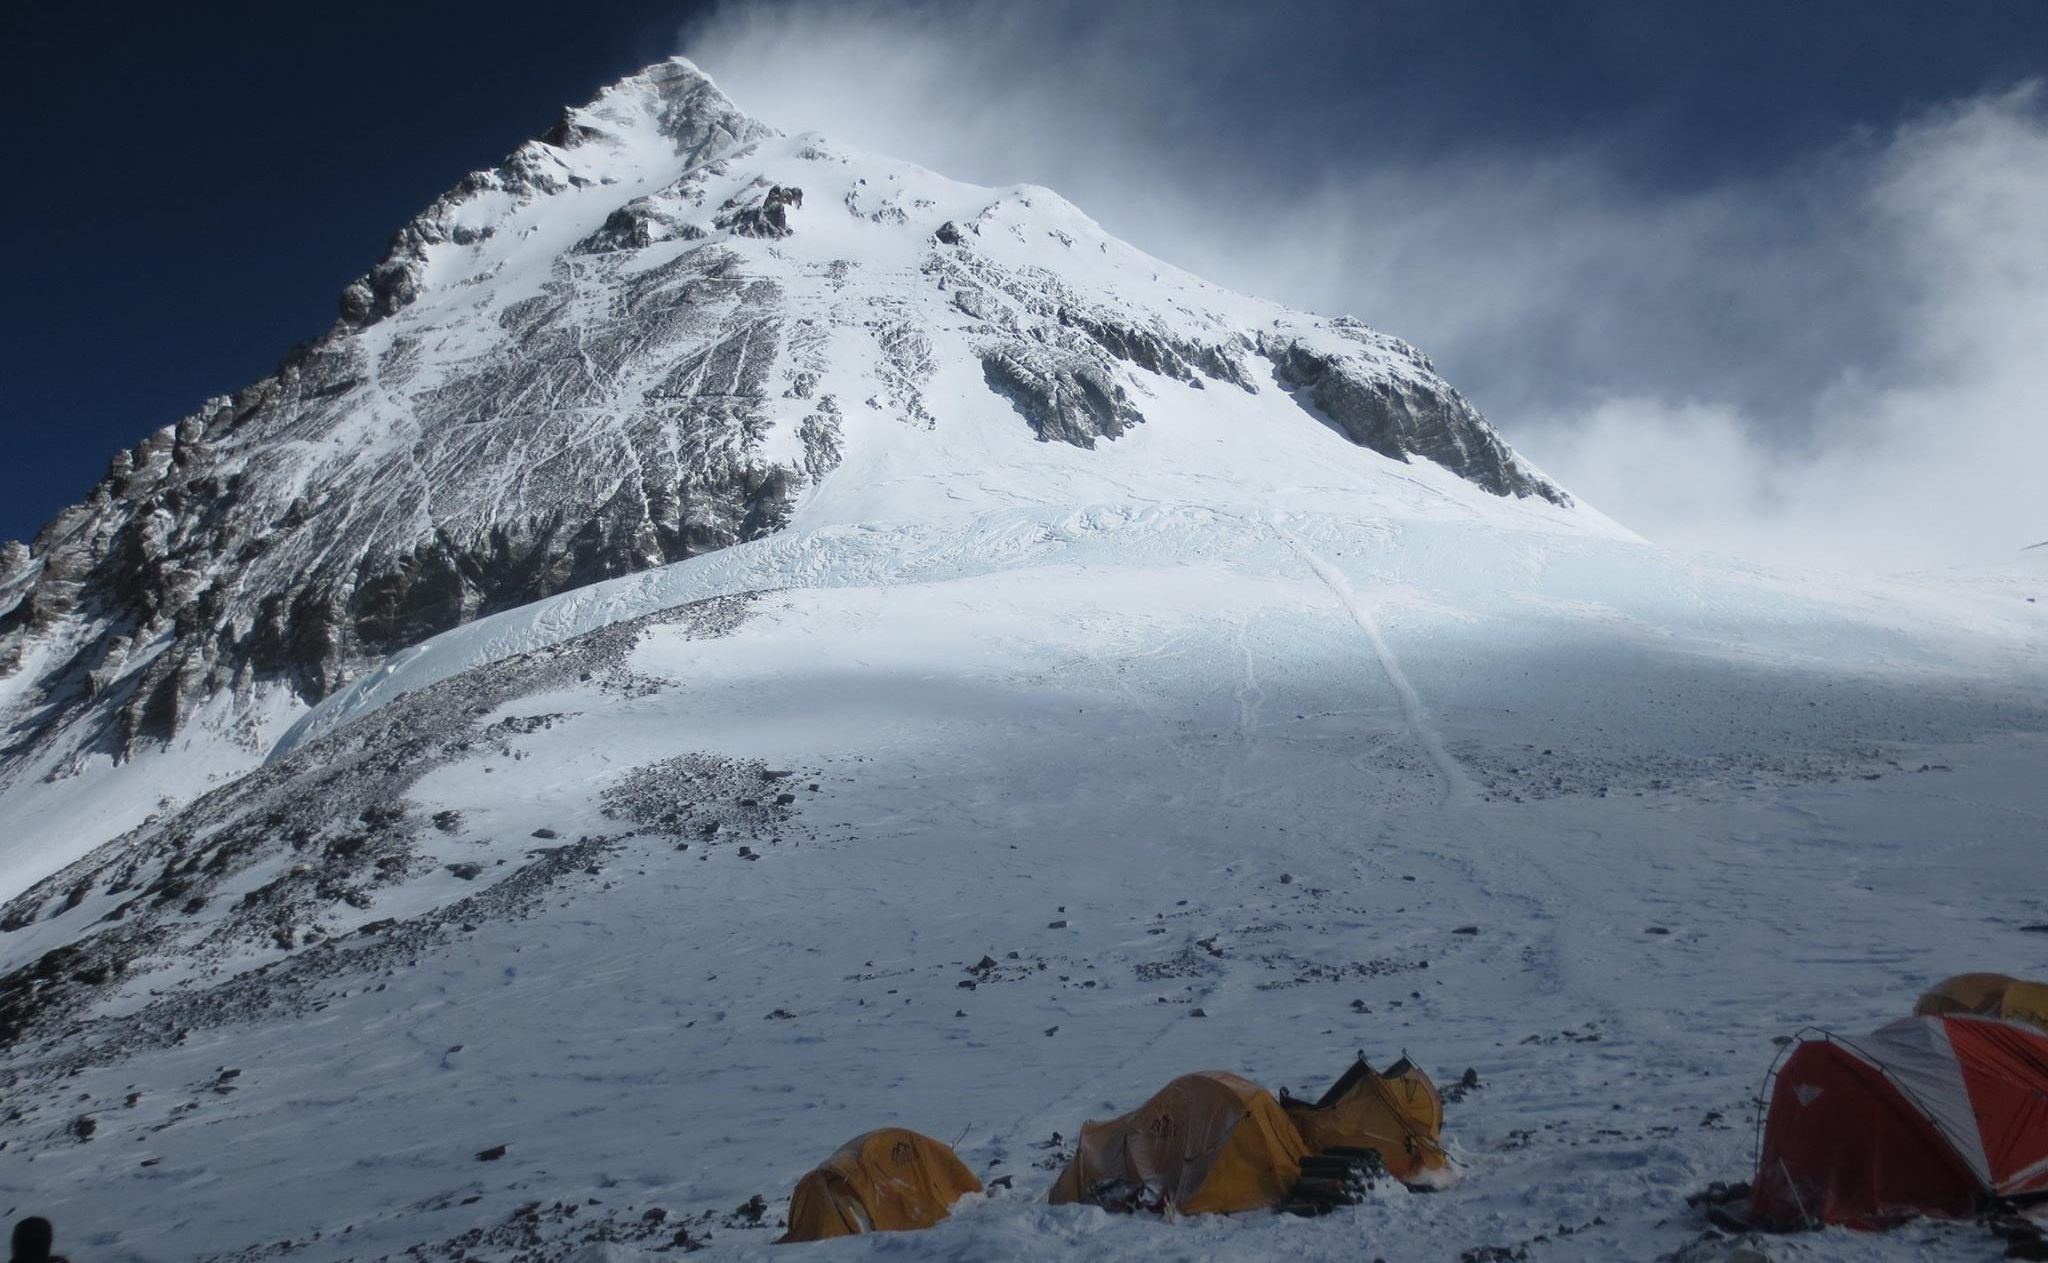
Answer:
[1059,307,1257,391]
[1261,327,1569,505]
[981,343,1143,447]
[714,184,803,238]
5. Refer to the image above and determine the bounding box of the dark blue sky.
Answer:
[3,0,2045,546]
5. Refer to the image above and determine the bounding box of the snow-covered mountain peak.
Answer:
[1,55,1577,900]
[577,56,759,140]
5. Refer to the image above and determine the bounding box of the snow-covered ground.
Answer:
[2,500,2043,1263]
[3,54,2045,1263]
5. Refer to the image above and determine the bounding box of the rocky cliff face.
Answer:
[0,57,1567,803]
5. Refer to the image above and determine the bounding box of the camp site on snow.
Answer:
[758,974,2048,1252]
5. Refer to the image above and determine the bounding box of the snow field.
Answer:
[3,514,2043,1262]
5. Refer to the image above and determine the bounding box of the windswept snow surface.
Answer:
[2,496,2045,1263]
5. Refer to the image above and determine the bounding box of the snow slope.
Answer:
[2,500,2043,1263]
[0,57,1567,905]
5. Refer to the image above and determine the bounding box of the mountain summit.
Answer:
[0,57,1568,892]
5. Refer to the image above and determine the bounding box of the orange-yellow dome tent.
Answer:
[1048,1071,1309,1216]
[1915,973,2048,1033]
[1281,1055,1455,1187]
[779,1128,982,1244]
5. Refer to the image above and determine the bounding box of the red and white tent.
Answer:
[1752,1014,2048,1229]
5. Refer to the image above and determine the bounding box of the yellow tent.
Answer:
[1915,973,2048,1032]
[779,1128,983,1244]
[1048,1071,1309,1216]
[1281,1056,1454,1187]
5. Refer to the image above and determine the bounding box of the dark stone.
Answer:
[716,186,804,239]
[1261,334,1568,505]
[540,115,607,149]
[1059,307,1254,390]
[981,345,1142,447]
[476,1144,508,1161]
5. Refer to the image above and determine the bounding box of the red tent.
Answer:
[1751,1014,2048,1229]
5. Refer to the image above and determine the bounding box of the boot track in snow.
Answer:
[1277,525,1477,808]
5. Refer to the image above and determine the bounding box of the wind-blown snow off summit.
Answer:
[0,58,2044,1263]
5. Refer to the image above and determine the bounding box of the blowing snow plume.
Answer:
[688,0,2048,570]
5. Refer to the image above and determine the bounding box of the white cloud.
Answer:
[684,3,2048,569]
[1524,86,2048,568]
